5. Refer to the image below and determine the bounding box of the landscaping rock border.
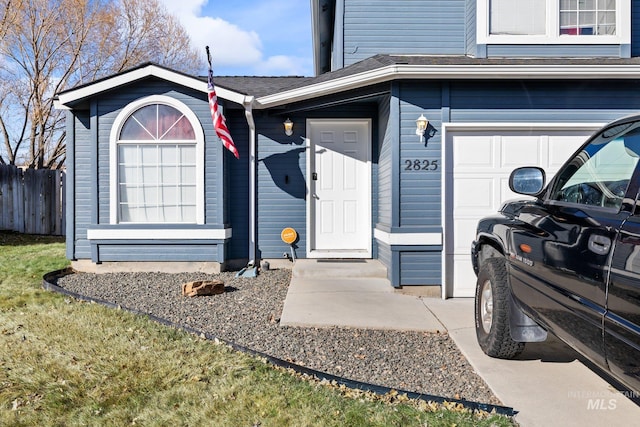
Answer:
[51,268,503,408]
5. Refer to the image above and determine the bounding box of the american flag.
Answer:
[208,68,239,159]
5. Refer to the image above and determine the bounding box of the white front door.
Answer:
[444,126,600,297]
[307,119,371,258]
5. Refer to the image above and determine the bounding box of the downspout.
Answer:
[243,97,257,265]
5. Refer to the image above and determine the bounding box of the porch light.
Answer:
[416,114,429,139]
[284,118,294,136]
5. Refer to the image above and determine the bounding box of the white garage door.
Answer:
[445,127,600,298]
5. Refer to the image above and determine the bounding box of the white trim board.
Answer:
[87,228,232,240]
[56,64,249,107]
[374,229,442,246]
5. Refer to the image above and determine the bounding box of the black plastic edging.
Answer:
[43,268,516,417]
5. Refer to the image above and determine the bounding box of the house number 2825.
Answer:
[404,159,439,171]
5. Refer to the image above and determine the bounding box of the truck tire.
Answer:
[475,257,525,359]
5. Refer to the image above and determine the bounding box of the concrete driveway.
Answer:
[280,260,640,427]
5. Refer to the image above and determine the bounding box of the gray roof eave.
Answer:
[255,57,640,108]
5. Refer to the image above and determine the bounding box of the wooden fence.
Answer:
[0,165,65,236]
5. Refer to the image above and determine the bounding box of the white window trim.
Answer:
[109,95,205,225]
[87,228,231,241]
[477,0,630,45]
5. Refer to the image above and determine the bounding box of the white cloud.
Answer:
[156,0,312,76]
[158,0,262,67]
[258,55,310,76]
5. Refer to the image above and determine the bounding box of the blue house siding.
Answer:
[71,110,93,260]
[226,109,251,261]
[486,45,624,58]
[448,80,640,117]
[377,93,393,229]
[342,0,466,68]
[256,113,308,260]
[398,82,442,229]
[95,243,222,262]
[634,0,640,57]
[399,249,441,286]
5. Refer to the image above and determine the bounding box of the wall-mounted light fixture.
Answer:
[416,114,429,142]
[284,118,294,136]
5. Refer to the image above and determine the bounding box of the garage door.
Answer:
[445,127,599,298]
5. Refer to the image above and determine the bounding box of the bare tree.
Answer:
[0,0,203,169]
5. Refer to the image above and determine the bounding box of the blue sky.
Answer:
[158,0,314,76]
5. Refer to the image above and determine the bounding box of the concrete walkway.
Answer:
[279,259,640,427]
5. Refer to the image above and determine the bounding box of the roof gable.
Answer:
[56,63,252,109]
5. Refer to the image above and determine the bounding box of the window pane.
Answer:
[163,116,195,140]
[180,146,196,164]
[560,0,577,8]
[161,164,178,184]
[143,206,159,222]
[120,119,151,140]
[157,104,188,140]
[181,205,196,223]
[491,0,546,35]
[142,166,157,183]
[161,206,180,223]
[579,11,595,34]
[181,166,196,183]
[119,185,140,204]
[162,186,178,204]
[599,0,615,8]
[142,185,159,205]
[131,105,158,139]
[119,165,139,183]
[119,145,138,163]
[160,145,178,165]
[140,145,158,164]
[550,124,640,210]
[181,186,196,202]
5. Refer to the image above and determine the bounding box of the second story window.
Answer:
[490,0,546,36]
[478,0,629,45]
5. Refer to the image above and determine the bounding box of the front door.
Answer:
[307,119,371,258]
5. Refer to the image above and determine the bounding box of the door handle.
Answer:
[588,234,611,255]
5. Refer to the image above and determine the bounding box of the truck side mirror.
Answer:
[509,167,546,196]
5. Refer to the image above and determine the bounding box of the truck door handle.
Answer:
[588,235,611,255]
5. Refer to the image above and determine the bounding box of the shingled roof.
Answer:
[212,53,640,99]
[57,55,640,110]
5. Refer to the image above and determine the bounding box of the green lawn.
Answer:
[0,231,515,426]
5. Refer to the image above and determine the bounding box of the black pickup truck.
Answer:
[471,114,640,394]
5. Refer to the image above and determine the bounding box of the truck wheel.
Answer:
[475,258,525,359]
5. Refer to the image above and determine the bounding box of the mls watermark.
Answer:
[568,390,640,410]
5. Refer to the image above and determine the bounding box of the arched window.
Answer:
[110,96,204,224]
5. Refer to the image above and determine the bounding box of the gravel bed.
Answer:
[53,268,501,406]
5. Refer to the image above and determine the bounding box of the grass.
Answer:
[0,231,516,426]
